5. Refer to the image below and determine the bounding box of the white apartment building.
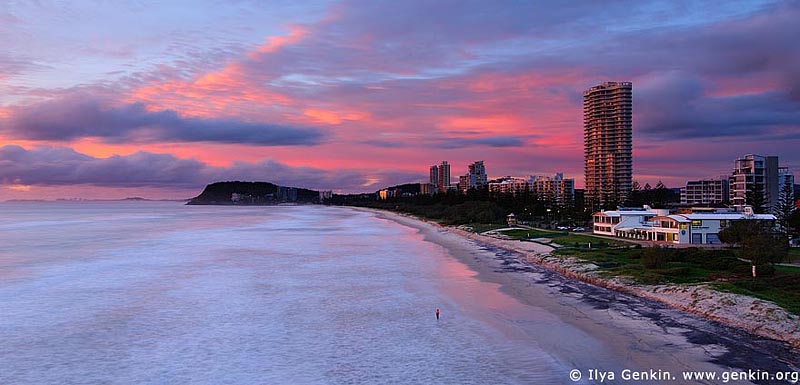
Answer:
[680,178,729,205]
[593,206,775,245]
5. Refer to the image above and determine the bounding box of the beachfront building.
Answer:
[529,173,575,206]
[584,81,633,210]
[592,206,668,236]
[593,205,775,244]
[680,177,729,205]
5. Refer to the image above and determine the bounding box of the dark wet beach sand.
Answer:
[366,208,800,383]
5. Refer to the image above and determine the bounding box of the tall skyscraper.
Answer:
[584,81,633,209]
[437,161,451,193]
[429,165,439,190]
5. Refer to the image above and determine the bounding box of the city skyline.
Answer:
[1,1,799,199]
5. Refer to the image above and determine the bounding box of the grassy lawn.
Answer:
[498,228,634,249]
[551,233,633,248]
[498,228,567,238]
[462,223,510,233]
[714,273,800,316]
[776,264,800,273]
[558,247,741,285]
[556,246,800,315]
[787,248,800,263]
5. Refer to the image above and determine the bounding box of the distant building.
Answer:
[319,190,333,202]
[680,178,729,205]
[277,186,297,202]
[458,174,471,193]
[729,154,793,212]
[429,165,439,190]
[457,161,488,193]
[584,81,633,209]
[593,205,775,244]
[488,177,529,195]
[420,183,435,195]
[468,160,487,189]
[529,173,574,206]
[432,161,450,193]
[378,188,405,200]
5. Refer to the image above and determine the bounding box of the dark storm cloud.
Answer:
[2,97,323,146]
[0,145,419,192]
[635,71,800,139]
[362,135,527,149]
[434,136,526,149]
[0,145,207,187]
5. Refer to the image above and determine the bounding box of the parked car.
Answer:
[572,227,586,232]
[557,226,570,230]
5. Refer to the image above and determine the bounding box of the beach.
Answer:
[362,207,800,378]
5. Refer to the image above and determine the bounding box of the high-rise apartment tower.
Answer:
[584,81,633,209]
[436,161,450,193]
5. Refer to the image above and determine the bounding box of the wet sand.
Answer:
[364,208,800,382]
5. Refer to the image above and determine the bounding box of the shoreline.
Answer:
[356,207,800,350]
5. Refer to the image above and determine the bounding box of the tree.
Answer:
[774,177,796,236]
[631,180,641,192]
[746,183,768,214]
[790,210,800,239]
[718,220,788,270]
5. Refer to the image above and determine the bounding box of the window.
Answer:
[691,220,702,227]
[680,224,687,229]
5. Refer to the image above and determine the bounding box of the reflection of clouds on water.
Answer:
[0,202,564,384]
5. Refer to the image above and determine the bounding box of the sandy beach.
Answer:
[361,207,800,378]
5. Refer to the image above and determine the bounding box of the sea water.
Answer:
[0,202,566,384]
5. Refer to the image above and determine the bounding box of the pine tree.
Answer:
[774,177,796,236]
[747,183,768,214]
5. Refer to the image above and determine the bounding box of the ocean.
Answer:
[0,202,566,384]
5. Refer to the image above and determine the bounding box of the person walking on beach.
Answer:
[435,308,440,320]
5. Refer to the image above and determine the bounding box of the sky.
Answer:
[1,0,798,199]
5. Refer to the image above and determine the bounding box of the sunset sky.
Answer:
[1,0,798,199]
